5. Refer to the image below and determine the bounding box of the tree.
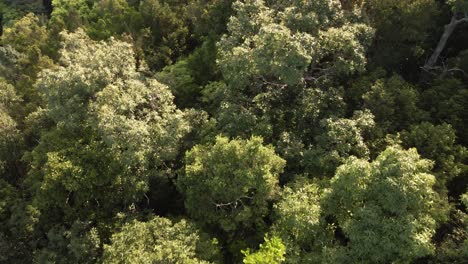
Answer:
[295,86,346,144]
[271,180,329,263]
[1,12,47,54]
[0,177,39,263]
[49,0,91,32]
[33,221,101,264]
[431,190,468,263]
[218,0,373,90]
[1,13,53,118]
[0,1,19,31]
[86,0,142,40]
[304,110,375,177]
[0,79,19,131]
[211,0,373,147]
[0,0,46,28]
[156,59,201,109]
[186,0,234,40]
[400,122,467,195]
[421,77,468,145]
[102,216,220,264]
[0,79,23,184]
[156,38,223,110]
[178,136,285,233]
[242,236,286,264]
[24,29,189,223]
[0,45,23,81]
[362,75,425,133]
[137,0,190,70]
[322,146,440,263]
[0,179,20,262]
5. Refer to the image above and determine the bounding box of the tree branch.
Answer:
[212,195,253,211]
[257,76,288,89]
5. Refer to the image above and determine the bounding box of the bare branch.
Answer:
[257,76,288,89]
[212,195,254,211]
[446,67,468,77]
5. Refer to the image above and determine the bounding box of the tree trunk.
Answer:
[43,0,53,18]
[424,13,468,70]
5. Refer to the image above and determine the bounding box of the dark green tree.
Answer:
[364,0,439,75]
[362,74,426,133]
[400,122,467,195]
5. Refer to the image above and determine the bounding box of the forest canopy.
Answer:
[0,0,467,263]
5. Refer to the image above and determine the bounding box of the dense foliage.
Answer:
[0,0,467,263]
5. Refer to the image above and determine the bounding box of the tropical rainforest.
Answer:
[0,0,467,263]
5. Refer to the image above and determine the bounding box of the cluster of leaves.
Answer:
[103,216,220,263]
[0,0,467,263]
